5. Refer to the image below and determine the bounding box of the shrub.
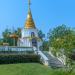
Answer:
[0,54,40,64]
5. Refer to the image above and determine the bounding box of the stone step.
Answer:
[42,51,64,68]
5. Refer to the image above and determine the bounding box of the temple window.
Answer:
[31,32,35,37]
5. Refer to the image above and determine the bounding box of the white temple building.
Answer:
[18,0,42,51]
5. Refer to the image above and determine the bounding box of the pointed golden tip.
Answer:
[24,10,36,29]
[24,0,36,29]
[28,0,31,6]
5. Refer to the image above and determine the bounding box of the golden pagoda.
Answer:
[18,0,42,51]
[25,0,36,29]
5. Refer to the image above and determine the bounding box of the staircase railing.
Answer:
[38,51,49,66]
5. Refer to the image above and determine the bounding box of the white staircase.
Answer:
[38,51,64,68]
[43,51,64,68]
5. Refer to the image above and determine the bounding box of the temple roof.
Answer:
[24,0,36,29]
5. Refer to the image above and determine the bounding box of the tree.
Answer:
[48,24,75,73]
[2,29,12,45]
[48,25,75,50]
[13,28,21,46]
[38,30,49,51]
[38,30,45,40]
[2,28,21,46]
[40,40,49,51]
[0,39,3,45]
[14,28,21,38]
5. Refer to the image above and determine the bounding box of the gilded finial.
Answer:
[24,0,36,29]
[28,0,31,10]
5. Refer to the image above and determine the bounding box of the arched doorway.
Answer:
[31,32,37,47]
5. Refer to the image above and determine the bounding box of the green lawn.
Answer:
[0,63,74,75]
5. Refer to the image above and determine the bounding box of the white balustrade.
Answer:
[0,46,34,54]
[38,51,49,66]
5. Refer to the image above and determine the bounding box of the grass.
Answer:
[0,63,75,75]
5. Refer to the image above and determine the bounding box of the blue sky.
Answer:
[0,0,75,38]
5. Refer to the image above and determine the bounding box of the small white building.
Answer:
[18,1,42,51]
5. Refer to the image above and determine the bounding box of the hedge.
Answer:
[0,54,40,64]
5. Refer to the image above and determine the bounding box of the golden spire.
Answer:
[25,0,36,29]
[28,0,31,10]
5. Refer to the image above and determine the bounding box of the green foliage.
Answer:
[2,28,21,46]
[48,24,75,73]
[0,54,40,64]
[2,29,11,43]
[40,40,49,51]
[38,30,48,51]
[0,39,3,45]
[48,25,72,38]
[14,28,21,38]
[38,30,45,40]
[48,24,75,52]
